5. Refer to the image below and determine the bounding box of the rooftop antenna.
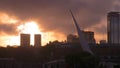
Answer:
[69,9,94,55]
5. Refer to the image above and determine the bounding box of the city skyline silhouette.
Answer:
[0,0,120,68]
[0,0,120,47]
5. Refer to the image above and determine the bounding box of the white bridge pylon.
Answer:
[69,10,94,55]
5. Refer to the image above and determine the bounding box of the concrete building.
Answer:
[82,31,96,44]
[107,12,120,44]
[67,31,96,44]
[20,34,30,47]
[67,34,79,43]
[34,34,41,47]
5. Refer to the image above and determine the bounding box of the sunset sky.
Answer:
[0,0,120,47]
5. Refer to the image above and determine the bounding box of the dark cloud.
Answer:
[0,23,18,35]
[0,0,119,37]
[92,24,107,35]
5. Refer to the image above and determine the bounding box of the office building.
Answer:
[107,12,120,44]
[34,34,41,47]
[20,34,30,47]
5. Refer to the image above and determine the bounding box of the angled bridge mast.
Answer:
[69,10,94,55]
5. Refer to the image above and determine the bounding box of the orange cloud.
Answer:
[0,0,119,46]
[0,12,19,24]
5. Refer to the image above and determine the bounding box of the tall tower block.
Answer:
[34,34,41,47]
[107,12,120,44]
[20,34,30,47]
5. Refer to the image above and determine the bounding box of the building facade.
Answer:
[107,12,120,44]
[67,34,79,43]
[67,31,96,44]
[82,31,96,44]
[34,34,41,47]
[20,34,30,47]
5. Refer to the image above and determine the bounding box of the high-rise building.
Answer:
[34,34,41,47]
[20,34,30,47]
[107,12,120,44]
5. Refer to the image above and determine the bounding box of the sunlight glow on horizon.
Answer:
[0,17,66,47]
[0,12,106,47]
[17,21,65,46]
[17,21,43,45]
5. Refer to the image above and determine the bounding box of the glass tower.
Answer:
[107,12,120,44]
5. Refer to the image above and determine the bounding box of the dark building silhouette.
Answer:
[67,34,79,43]
[20,34,30,47]
[67,31,96,44]
[100,40,107,44]
[82,31,96,44]
[107,12,120,44]
[34,34,41,47]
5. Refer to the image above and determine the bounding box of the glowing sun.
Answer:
[18,21,42,34]
[17,21,43,45]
